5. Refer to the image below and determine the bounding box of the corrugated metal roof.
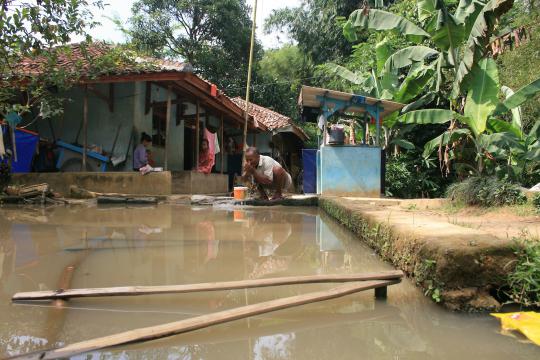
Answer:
[299,85,405,119]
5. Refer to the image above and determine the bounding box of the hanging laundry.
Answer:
[205,129,216,156]
[214,133,220,155]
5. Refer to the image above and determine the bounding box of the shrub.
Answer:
[506,238,540,307]
[446,176,527,207]
[533,193,540,212]
[385,154,446,198]
[0,161,10,191]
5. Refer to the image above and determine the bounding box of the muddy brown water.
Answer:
[0,205,538,359]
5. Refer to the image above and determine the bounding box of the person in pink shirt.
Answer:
[197,139,215,174]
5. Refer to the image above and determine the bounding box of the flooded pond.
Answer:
[0,204,538,359]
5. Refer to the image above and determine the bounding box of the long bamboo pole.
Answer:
[12,271,403,301]
[82,85,88,171]
[195,100,200,169]
[11,280,398,360]
[220,114,224,174]
[164,85,172,171]
[241,0,258,168]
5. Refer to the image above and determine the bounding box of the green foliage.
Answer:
[533,193,540,212]
[385,154,445,198]
[446,176,527,206]
[498,7,540,132]
[128,0,258,95]
[0,0,103,118]
[451,0,515,97]
[0,160,10,190]
[298,123,319,149]
[264,0,361,64]
[506,237,540,307]
[252,45,312,119]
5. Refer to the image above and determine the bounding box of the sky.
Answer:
[87,0,301,49]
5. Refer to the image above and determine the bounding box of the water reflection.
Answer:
[0,205,539,359]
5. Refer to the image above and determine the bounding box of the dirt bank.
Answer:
[319,197,527,311]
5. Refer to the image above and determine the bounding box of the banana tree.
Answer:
[397,57,540,178]
[325,37,439,150]
[343,0,515,100]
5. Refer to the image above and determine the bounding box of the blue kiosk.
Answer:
[299,86,404,197]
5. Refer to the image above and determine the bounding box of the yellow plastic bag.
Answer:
[491,312,540,346]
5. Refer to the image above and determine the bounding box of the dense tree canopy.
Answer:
[0,0,103,116]
[128,0,260,95]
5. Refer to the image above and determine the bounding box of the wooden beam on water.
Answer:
[12,271,403,301]
[10,279,399,360]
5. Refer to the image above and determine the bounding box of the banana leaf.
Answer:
[390,138,416,150]
[383,46,440,72]
[487,118,522,138]
[397,109,456,125]
[345,9,430,43]
[376,38,392,76]
[401,92,437,113]
[500,85,522,131]
[451,0,514,98]
[493,78,540,116]
[394,65,435,103]
[325,63,367,85]
[463,57,499,136]
[454,0,487,33]
[423,128,471,158]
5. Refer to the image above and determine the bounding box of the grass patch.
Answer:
[446,177,527,207]
[533,193,540,213]
[505,236,540,308]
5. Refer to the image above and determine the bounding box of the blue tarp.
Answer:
[1,125,39,173]
[302,149,317,194]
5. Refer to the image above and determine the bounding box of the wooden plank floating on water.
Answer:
[10,280,399,360]
[12,271,403,301]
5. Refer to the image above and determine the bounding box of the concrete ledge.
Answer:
[319,196,516,311]
[172,171,228,194]
[12,172,172,196]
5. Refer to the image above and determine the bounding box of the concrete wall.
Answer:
[133,82,185,171]
[172,171,228,194]
[318,145,381,197]
[12,172,172,196]
[34,83,137,171]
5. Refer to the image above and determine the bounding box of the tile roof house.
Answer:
[231,97,308,142]
[4,42,268,195]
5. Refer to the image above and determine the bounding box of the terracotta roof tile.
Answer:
[14,42,192,78]
[231,97,292,130]
[231,97,308,141]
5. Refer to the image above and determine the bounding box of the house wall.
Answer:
[34,82,188,172]
[134,82,184,171]
[34,83,137,171]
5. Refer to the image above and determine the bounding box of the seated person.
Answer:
[196,138,215,174]
[133,132,152,171]
[242,147,292,201]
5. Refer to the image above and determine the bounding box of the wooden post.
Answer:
[195,100,200,169]
[220,114,224,174]
[164,85,172,171]
[12,280,397,359]
[82,85,88,171]
[375,106,381,147]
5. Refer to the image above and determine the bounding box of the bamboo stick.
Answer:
[10,280,398,360]
[12,271,403,301]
